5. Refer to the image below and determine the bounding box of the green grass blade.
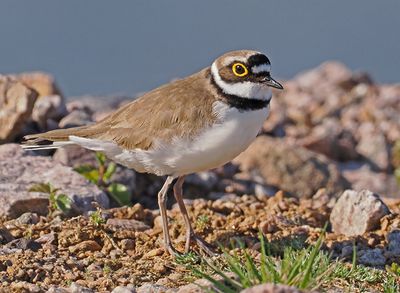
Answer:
[298,230,325,289]
[259,232,268,283]
[202,257,243,290]
[264,254,281,283]
[224,250,249,287]
[351,241,357,273]
[286,250,306,284]
[244,250,262,284]
[259,233,282,283]
[104,162,116,181]
[191,267,237,293]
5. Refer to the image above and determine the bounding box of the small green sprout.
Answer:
[387,262,400,277]
[196,214,210,231]
[89,207,106,227]
[175,251,201,266]
[29,182,72,216]
[103,264,112,275]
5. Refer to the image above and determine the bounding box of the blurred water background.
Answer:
[0,1,399,98]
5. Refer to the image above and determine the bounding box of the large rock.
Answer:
[53,145,97,168]
[17,71,62,98]
[356,123,390,171]
[58,109,93,128]
[31,95,67,130]
[0,144,109,218]
[234,136,349,198]
[17,72,66,131]
[66,95,131,122]
[330,189,390,236]
[0,76,38,143]
[340,163,400,198]
[299,118,358,161]
[294,61,353,91]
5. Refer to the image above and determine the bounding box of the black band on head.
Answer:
[248,54,271,67]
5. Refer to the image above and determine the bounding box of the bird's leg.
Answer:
[173,176,215,256]
[158,176,178,256]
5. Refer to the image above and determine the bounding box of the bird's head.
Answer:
[211,50,283,100]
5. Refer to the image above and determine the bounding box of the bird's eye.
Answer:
[232,63,248,77]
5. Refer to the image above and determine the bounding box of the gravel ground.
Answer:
[1,193,399,292]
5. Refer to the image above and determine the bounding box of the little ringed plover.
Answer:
[23,50,283,256]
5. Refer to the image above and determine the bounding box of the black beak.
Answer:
[262,76,284,90]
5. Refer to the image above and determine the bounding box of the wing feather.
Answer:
[24,68,218,151]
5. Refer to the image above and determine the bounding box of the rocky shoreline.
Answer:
[0,62,400,292]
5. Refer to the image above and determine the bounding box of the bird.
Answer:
[22,50,283,256]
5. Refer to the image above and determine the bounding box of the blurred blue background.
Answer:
[1,1,399,98]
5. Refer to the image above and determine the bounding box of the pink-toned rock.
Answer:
[31,94,67,130]
[69,240,102,253]
[356,123,390,171]
[17,71,62,98]
[299,118,358,161]
[106,218,150,232]
[53,144,97,168]
[0,144,109,218]
[341,163,400,198]
[330,189,390,236]
[0,76,38,143]
[294,61,352,91]
[234,136,349,198]
[58,109,92,128]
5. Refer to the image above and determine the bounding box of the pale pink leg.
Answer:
[173,176,215,256]
[157,176,179,256]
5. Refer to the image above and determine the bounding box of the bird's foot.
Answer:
[164,234,216,257]
[165,242,181,257]
[185,233,217,257]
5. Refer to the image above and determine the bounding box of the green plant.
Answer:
[29,182,72,216]
[383,275,400,293]
[89,206,106,227]
[74,152,130,206]
[175,251,201,266]
[190,230,333,292]
[387,262,400,277]
[103,264,112,275]
[196,215,210,231]
[64,279,72,287]
[329,247,393,291]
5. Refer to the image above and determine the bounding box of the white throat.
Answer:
[211,62,272,100]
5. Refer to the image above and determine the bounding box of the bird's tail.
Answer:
[22,125,94,151]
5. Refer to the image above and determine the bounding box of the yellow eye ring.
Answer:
[232,63,248,77]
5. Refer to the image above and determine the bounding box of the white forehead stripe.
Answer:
[251,64,271,74]
[222,56,248,66]
[222,51,259,66]
[211,62,272,101]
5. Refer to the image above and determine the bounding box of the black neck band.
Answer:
[210,76,270,111]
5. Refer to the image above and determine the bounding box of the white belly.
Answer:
[69,101,269,177]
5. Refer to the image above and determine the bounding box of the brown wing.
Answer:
[24,68,218,150]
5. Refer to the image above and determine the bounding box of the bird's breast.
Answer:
[133,101,269,176]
